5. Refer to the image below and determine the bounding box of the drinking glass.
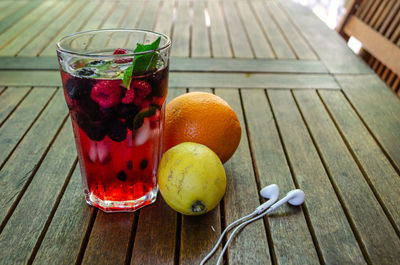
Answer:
[57,29,170,212]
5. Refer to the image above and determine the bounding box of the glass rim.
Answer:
[56,28,171,58]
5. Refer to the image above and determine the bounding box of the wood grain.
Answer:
[336,74,400,171]
[0,89,68,227]
[192,0,211,58]
[279,0,371,74]
[320,90,400,232]
[236,1,274,59]
[0,120,76,265]
[82,212,135,265]
[171,0,191,57]
[266,1,317,60]
[0,86,31,125]
[215,88,271,265]
[207,0,232,58]
[221,1,253,58]
[241,89,319,265]
[268,90,366,264]
[0,87,56,167]
[33,165,94,265]
[251,1,295,59]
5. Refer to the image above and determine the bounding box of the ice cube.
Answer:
[134,118,150,146]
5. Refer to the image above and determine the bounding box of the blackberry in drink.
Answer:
[57,29,170,212]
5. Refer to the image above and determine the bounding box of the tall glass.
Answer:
[57,29,170,212]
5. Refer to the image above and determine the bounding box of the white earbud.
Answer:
[255,184,279,214]
[201,185,305,265]
[269,189,305,211]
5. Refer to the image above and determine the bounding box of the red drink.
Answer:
[57,29,170,212]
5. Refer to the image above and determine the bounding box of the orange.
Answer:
[164,92,241,163]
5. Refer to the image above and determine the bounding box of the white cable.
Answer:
[199,211,257,265]
[216,208,272,265]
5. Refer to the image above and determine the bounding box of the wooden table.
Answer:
[1,0,400,264]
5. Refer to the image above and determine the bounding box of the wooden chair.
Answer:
[337,0,400,95]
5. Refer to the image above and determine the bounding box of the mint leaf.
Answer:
[122,37,161,88]
[133,106,158,130]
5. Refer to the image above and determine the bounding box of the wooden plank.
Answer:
[0,1,27,22]
[268,90,366,264]
[136,0,161,30]
[178,88,222,265]
[279,0,372,74]
[192,0,211,58]
[168,73,339,89]
[171,0,191,57]
[153,0,175,37]
[207,0,232,58]
[0,1,69,56]
[265,1,317,60]
[336,74,400,171]
[236,1,274,58]
[0,87,56,167]
[38,2,97,57]
[0,1,42,35]
[221,1,253,58]
[33,166,94,265]
[130,198,177,265]
[344,16,400,76]
[215,88,270,265]
[0,89,68,227]
[241,89,319,265]
[101,1,130,29]
[251,1,295,59]
[0,57,329,73]
[18,1,87,57]
[294,90,400,264]
[0,120,76,265]
[320,90,400,231]
[79,1,116,32]
[82,212,135,265]
[0,86,31,125]
[129,87,183,265]
[119,0,145,28]
[0,71,339,89]
[0,1,55,52]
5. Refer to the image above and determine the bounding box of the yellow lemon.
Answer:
[158,142,226,215]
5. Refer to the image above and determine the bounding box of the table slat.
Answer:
[221,1,253,58]
[215,88,271,265]
[320,90,400,232]
[268,90,366,264]
[171,0,191,57]
[18,1,87,57]
[82,212,135,265]
[0,119,75,265]
[266,1,317,60]
[251,1,296,59]
[0,87,56,167]
[0,1,42,35]
[236,1,274,59]
[279,0,372,74]
[0,89,67,227]
[207,0,233,58]
[294,90,400,265]
[33,166,94,265]
[192,0,211,58]
[0,2,69,56]
[241,89,320,265]
[0,1,55,54]
[153,0,174,37]
[337,74,400,171]
[0,86,31,126]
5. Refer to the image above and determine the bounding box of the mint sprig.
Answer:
[123,37,161,88]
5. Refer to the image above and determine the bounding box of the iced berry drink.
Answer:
[60,51,168,212]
